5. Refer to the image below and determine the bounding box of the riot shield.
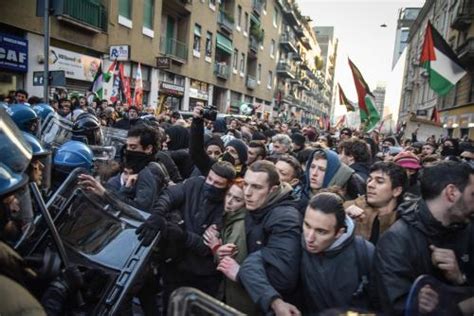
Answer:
[18,168,159,315]
[168,287,244,316]
[101,126,128,159]
[405,275,474,316]
[39,112,74,149]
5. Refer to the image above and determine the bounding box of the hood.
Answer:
[398,199,468,238]
[304,149,341,194]
[350,162,370,174]
[166,125,189,150]
[224,207,246,226]
[213,117,227,134]
[302,216,355,256]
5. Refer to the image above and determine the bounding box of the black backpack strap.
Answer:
[352,236,370,298]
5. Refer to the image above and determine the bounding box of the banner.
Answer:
[0,33,28,72]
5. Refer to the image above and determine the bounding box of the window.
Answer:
[257,64,262,82]
[244,12,249,34]
[273,8,279,28]
[205,32,213,58]
[270,39,275,57]
[237,5,242,29]
[233,49,239,70]
[119,0,132,19]
[240,53,245,74]
[193,24,202,56]
[268,71,273,88]
[143,0,154,29]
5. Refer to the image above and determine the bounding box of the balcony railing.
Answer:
[276,61,295,79]
[252,0,263,15]
[248,36,258,54]
[160,37,188,63]
[279,33,297,53]
[214,63,230,79]
[218,10,234,33]
[60,0,107,31]
[246,75,257,89]
[456,37,474,64]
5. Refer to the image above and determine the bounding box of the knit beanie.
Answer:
[394,151,421,170]
[226,139,248,165]
[205,135,225,152]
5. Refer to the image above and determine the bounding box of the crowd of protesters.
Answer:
[1,88,474,316]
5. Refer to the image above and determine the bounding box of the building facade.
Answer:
[398,0,474,139]
[0,0,330,122]
[373,83,386,117]
[314,26,338,120]
[392,7,421,69]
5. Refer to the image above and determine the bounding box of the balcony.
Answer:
[248,36,258,58]
[291,51,302,62]
[279,33,298,53]
[276,61,295,79]
[301,37,312,50]
[282,3,299,26]
[252,0,263,16]
[300,60,310,70]
[291,71,302,85]
[456,37,474,64]
[159,37,188,64]
[295,26,305,38]
[451,0,473,30]
[164,0,192,14]
[218,10,234,34]
[300,78,311,91]
[214,62,230,80]
[246,75,257,89]
[56,0,107,32]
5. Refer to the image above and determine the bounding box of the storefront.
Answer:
[189,79,209,111]
[0,32,27,96]
[440,103,474,139]
[158,71,185,110]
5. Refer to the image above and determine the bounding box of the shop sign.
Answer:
[0,33,28,72]
[48,46,100,82]
[156,57,171,69]
[160,82,184,96]
[189,88,208,100]
[109,45,130,61]
[416,109,428,117]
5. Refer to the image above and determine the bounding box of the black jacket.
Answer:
[105,162,168,212]
[156,151,183,183]
[190,117,215,177]
[374,199,474,315]
[151,176,224,276]
[237,185,302,313]
[300,217,375,313]
[168,149,195,179]
[350,162,370,183]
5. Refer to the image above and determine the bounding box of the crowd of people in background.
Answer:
[1,88,474,316]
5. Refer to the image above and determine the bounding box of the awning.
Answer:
[216,33,233,55]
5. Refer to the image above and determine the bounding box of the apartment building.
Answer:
[0,0,328,122]
[399,0,474,139]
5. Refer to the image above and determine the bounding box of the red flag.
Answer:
[430,106,440,124]
[133,63,143,109]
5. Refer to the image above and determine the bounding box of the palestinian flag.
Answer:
[90,62,113,99]
[420,21,466,96]
[338,84,355,112]
[348,58,380,132]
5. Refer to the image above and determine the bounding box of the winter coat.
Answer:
[166,126,195,179]
[152,176,224,277]
[237,184,302,313]
[155,151,183,184]
[0,275,46,316]
[189,117,215,177]
[300,217,375,313]
[219,209,259,315]
[374,198,474,315]
[350,162,370,183]
[344,196,398,244]
[303,149,366,201]
[104,161,168,212]
[168,149,194,179]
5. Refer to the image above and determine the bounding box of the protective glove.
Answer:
[136,213,166,247]
[61,266,84,293]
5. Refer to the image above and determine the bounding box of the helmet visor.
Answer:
[29,153,52,194]
[0,109,33,173]
[40,113,73,149]
[2,185,35,243]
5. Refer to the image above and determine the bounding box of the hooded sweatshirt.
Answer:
[300,217,375,313]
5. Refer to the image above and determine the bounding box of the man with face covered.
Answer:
[374,161,474,315]
[136,161,236,310]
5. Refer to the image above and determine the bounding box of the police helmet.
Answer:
[54,140,94,171]
[72,112,102,145]
[32,103,55,122]
[22,132,52,191]
[0,163,28,198]
[6,104,39,134]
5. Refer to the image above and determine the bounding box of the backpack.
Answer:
[351,236,372,308]
[147,161,170,194]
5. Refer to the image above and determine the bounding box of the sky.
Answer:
[298,0,425,115]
